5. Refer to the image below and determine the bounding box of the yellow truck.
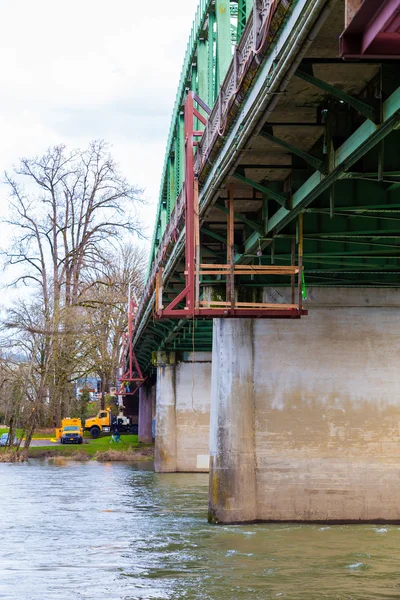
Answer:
[56,418,83,445]
[84,407,133,438]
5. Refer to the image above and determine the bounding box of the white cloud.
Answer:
[0,0,199,236]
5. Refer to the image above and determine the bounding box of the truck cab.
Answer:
[84,407,133,438]
[83,408,112,438]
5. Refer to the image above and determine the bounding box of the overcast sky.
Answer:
[0,0,199,244]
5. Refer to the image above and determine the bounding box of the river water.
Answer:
[0,460,399,599]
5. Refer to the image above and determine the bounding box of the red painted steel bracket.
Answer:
[119,299,147,395]
[155,91,307,322]
[340,0,400,58]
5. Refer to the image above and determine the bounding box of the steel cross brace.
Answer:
[295,69,378,123]
[237,84,400,260]
[214,201,263,233]
[201,225,239,247]
[258,127,325,172]
[232,171,289,207]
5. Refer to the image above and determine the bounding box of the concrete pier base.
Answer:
[154,352,177,473]
[209,320,257,523]
[138,384,153,444]
[154,351,211,473]
[209,289,400,523]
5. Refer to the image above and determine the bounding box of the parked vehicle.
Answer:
[60,425,83,445]
[84,407,133,438]
[0,433,18,447]
[56,418,83,444]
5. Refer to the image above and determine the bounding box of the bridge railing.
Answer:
[195,0,288,174]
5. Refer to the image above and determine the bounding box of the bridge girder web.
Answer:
[130,0,400,373]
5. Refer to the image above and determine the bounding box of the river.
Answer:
[0,460,399,599]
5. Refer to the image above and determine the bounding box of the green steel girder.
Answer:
[301,229,400,238]
[175,335,213,342]
[167,156,175,217]
[304,204,400,213]
[271,249,400,258]
[237,0,247,41]
[201,226,239,248]
[208,8,217,106]
[258,128,325,172]
[240,84,400,259]
[146,326,165,340]
[160,319,187,349]
[232,172,288,207]
[136,2,400,370]
[177,115,185,194]
[216,0,232,87]
[151,321,174,333]
[303,210,400,223]
[201,245,225,258]
[171,274,186,284]
[198,39,210,111]
[295,69,378,123]
[148,0,240,273]
[214,201,263,233]
[148,0,260,270]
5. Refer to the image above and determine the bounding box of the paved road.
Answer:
[30,439,59,447]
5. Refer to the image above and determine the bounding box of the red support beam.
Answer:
[155,90,307,322]
[119,298,145,391]
[340,0,400,58]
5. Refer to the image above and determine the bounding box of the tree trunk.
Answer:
[22,418,36,457]
[101,374,107,410]
[8,416,15,448]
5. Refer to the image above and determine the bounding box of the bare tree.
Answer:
[80,244,146,408]
[2,141,144,425]
[0,351,43,457]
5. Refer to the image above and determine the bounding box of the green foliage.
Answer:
[80,387,91,405]
[69,387,92,421]
[78,387,91,421]
[27,434,141,457]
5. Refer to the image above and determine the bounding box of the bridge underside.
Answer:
[134,0,400,373]
[130,0,400,524]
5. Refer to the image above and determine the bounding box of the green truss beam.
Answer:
[237,0,247,41]
[232,172,288,207]
[201,226,239,248]
[304,204,400,213]
[216,0,232,87]
[258,128,324,172]
[295,69,377,123]
[240,84,400,259]
[214,201,263,233]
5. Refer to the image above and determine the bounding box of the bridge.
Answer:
[123,0,400,523]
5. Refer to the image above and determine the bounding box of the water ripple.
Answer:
[0,461,399,599]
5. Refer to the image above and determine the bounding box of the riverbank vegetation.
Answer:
[0,142,147,459]
[0,434,154,462]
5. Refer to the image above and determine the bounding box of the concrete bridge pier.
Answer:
[209,289,400,524]
[138,383,153,444]
[154,352,177,472]
[154,351,211,473]
[209,319,257,524]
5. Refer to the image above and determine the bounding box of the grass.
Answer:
[26,434,154,461]
[0,427,56,439]
[0,427,104,440]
